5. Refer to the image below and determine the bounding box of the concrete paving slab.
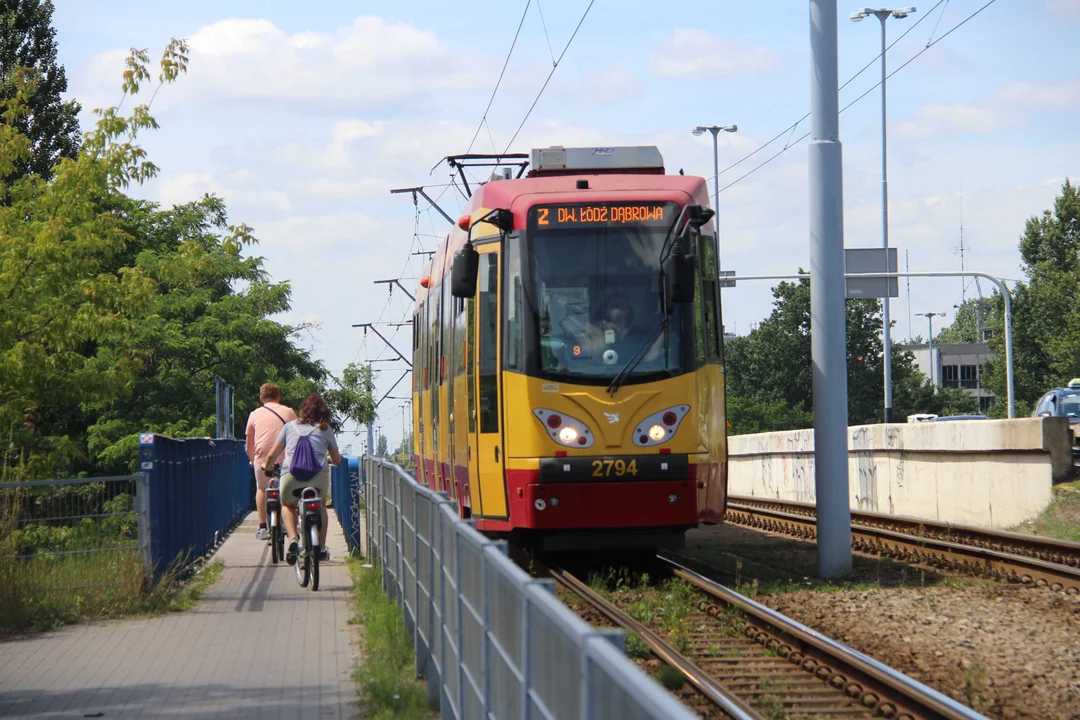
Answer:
[0,512,363,719]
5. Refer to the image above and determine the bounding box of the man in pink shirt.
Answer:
[245,383,297,540]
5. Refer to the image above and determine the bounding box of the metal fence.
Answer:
[0,475,144,598]
[364,455,698,720]
[138,433,250,579]
[330,458,364,553]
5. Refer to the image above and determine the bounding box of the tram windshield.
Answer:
[521,217,689,385]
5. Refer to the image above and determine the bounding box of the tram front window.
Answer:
[526,223,688,384]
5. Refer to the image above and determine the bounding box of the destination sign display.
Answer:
[528,202,676,229]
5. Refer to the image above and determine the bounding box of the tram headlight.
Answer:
[533,409,594,449]
[634,405,691,447]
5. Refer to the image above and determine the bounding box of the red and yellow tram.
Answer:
[410,145,727,550]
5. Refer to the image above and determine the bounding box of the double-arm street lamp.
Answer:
[692,124,738,268]
[850,6,915,423]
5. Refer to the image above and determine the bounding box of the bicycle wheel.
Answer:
[295,522,310,588]
[270,519,280,564]
[309,524,320,591]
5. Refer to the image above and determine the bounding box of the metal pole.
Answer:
[926,315,935,386]
[215,377,222,439]
[725,271,1016,418]
[367,363,375,459]
[878,14,894,424]
[711,128,722,269]
[808,0,852,578]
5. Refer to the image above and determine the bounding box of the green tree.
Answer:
[725,273,972,434]
[324,362,376,431]
[0,41,188,479]
[0,0,80,181]
[935,297,994,344]
[376,433,388,458]
[82,193,334,473]
[983,180,1080,416]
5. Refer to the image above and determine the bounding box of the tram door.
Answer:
[471,247,506,517]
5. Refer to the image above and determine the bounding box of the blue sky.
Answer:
[52,0,1080,451]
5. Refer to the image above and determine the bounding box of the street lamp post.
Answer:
[851,6,915,424]
[916,311,945,387]
[693,124,738,268]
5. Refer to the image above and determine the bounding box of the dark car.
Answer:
[1033,379,1080,465]
[1032,380,1080,422]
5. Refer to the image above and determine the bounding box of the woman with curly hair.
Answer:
[263,392,341,565]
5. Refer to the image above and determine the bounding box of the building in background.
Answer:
[900,341,996,412]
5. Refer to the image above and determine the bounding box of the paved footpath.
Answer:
[0,513,363,719]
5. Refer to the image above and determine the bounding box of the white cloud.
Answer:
[893,103,1001,140]
[157,171,293,212]
[99,16,485,112]
[994,80,1080,109]
[648,29,779,78]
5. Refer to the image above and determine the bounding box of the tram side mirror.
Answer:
[663,250,696,304]
[451,244,479,298]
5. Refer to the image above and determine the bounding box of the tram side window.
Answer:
[421,300,431,390]
[453,296,467,376]
[505,237,524,371]
[412,312,420,390]
[695,235,721,364]
[441,280,451,382]
[478,254,499,433]
[430,289,440,390]
[467,297,476,433]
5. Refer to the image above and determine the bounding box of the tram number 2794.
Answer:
[591,459,639,477]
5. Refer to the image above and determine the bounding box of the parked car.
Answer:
[1032,379,1080,422]
[907,414,990,423]
[1033,379,1080,466]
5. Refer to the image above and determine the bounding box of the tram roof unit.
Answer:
[526,145,666,177]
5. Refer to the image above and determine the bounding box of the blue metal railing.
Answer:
[330,456,363,553]
[138,433,250,579]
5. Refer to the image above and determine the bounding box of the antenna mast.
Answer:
[959,183,966,304]
[905,249,912,340]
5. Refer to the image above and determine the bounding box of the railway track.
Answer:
[547,557,983,720]
[725,495,1080,595]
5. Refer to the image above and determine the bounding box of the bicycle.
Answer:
[265,464,285,564]
[294,486,323,591]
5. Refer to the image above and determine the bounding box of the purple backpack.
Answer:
[290,425,323,481]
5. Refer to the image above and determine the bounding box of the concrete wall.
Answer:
[727,417,1072,529]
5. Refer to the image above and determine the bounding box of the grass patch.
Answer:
[656,664,687,691]
[588,568,749,655]
[0,549,224,632]
[348,555,432,719]
[165,560,224,611]
[1011,479,1080,542]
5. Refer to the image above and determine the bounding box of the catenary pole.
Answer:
[808,0,852,578]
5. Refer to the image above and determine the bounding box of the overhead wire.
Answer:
[502,0,596,153]
[535,0,557,66]
[464,0,532,156]
[716,0,996,195]
[712,0,945,186]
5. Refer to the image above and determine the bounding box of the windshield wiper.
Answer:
[607,315,669,396]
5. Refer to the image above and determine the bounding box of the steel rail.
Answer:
[659,556,986,720]
[546,564,762,720]
[726,497,1080,594]
[730,495,1080,566]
